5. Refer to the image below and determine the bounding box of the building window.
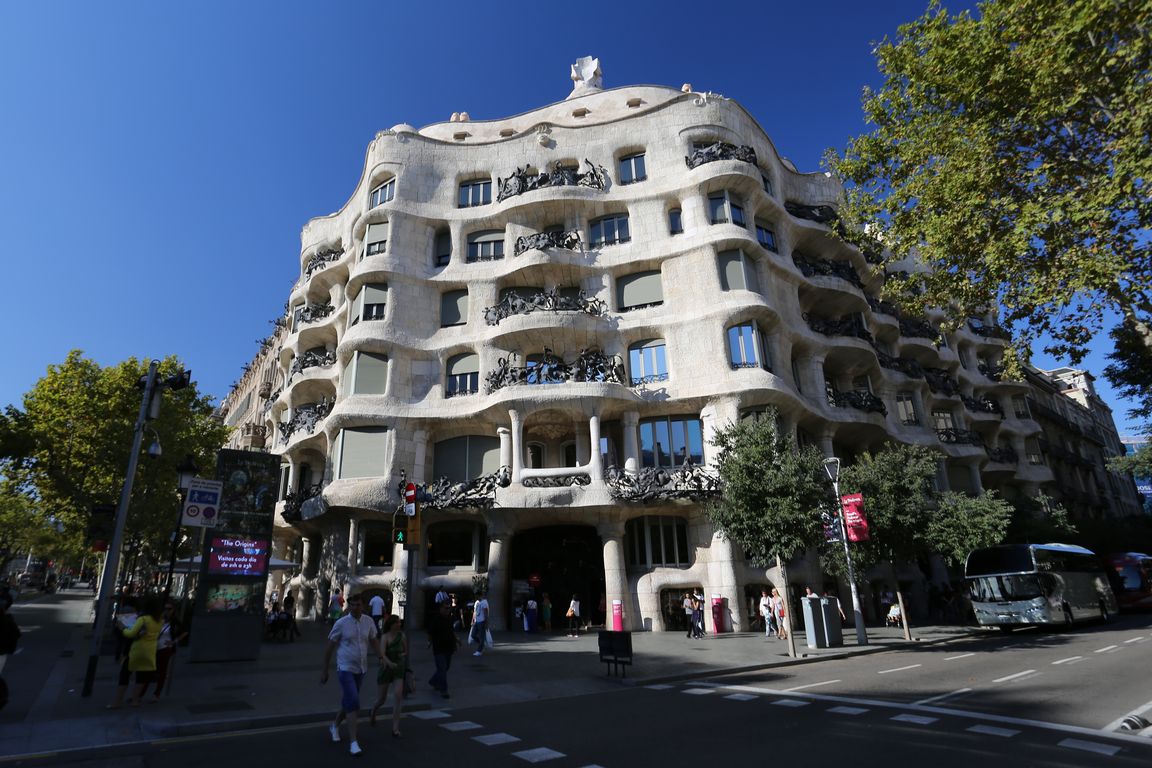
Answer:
[896,391,919,426]
[1026,438,1045,465]
[755,220,777,252]
[346,351,388,396]
[458,179,491,207]
[629,339,668,385]
[618,153,647,185]
[791,357,804,394]
[728,323,770,370]
[349,283,388,326]
[616,270,663,312]
[640,415,704,467]
[590,214,630,247]
[361,524,394,567]
[718,250,761,292]
[761,174,774,196]
[668,208,683,235]
[708,191,746,227]
[933,409,956,431]
[526,443,545,469]
[1013,395,1030,419]
[434,229,453,266]
[370,179,395,208]
[433,435,500,482]
[446,353,479,398]
[440,289,468,327]
[336,426,390,479]
[625,516,691,567]
[427,521,487,567]
[364,221,388,258]
[466,230,504,262]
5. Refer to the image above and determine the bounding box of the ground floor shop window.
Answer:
[660,587,700,633]
[361,523,394,567]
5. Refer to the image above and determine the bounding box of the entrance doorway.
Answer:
[508,526,605,632]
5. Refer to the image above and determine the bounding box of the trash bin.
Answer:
[802,597,827,649]
[808,597,844,648]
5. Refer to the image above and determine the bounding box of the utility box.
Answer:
[802,597,844,649]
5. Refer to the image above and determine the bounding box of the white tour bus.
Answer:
[964,543,1118,630]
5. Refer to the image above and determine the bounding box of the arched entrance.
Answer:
[508,525,605,632]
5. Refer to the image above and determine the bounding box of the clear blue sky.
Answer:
[0,0,1141,437]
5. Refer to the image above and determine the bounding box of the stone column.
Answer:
[598,521,629,630]
[588,412,603,478]
[299,535,318,619]
[622,411,639,474]
[483,516,512,631]
[705,528,743,632]
[498,426,512,469]
[818,429,835,458]
[346,516,360,579]
[968,462,984,495]
[702,397,739,469]
[574,418,590,465]
[509,409,523,483]
[806,353,827,402]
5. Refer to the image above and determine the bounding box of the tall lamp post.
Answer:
[164,455,200,597]
[823,457,868,646]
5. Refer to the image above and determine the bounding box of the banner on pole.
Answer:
[841,493,870,542]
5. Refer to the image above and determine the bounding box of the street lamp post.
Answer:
[164,455,200,597]
[823,457,868,646]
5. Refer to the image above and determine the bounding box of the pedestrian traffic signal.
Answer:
[393,528,406,544]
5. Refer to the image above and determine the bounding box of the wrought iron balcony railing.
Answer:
[875,349,925,379]
[483,288,606,326]
[289,349,336,379]
[277,400,332,443]
[977,362,1004,382]
[485,348,626,393]
[396,467,511,511]
[496,159,608,202]
[604,460,721,502]
[866,294,901,318]
[924,367,962,396]
[899,316,940,342]
[936,427,985,447]
[304,249,342,279]
[828,389,888,416]
[522,474,592,488]
[784,201,839,225]
[986,445,1019,464]
[962,394,1004,417]
[282,482,325,523]
[513,229,583,256]
[685,141,757,170]
[297,302,334,326]
[792,253,863,289]
[804,314,874,343]
[630,373,670,386]
[968,320,1012,340]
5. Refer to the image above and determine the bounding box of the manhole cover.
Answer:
[186,701,255,714]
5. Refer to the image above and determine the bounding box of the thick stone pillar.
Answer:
[807,353,827,402]
[484,516,512,631]
[346,517,360,579]
[705,529,743,632]
[509,409,523,483]
[598,521,629,630]
[574,418,590,465]
[498,426,512,469]
[622,411,639,474]
[588,412,603,477]
[968,462,984,495]
[702,397,739,469]
[300,535,318,619]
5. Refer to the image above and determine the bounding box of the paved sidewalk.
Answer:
[0,591,978,761]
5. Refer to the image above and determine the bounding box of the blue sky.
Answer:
[0,0,1141,437]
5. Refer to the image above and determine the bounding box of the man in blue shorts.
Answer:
[321,593,383,755]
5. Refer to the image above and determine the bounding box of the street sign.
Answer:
[404,483,416,516]
[182,478,224,528]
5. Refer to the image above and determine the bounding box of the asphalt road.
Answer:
[3,590,93,723]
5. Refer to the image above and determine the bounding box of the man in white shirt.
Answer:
[321,594,382,756]
[471,593,489,657]
[368,593,386,632]
[434,587,449,606]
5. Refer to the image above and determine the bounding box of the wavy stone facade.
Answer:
[218,61,1141,631]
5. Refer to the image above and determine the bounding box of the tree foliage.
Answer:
[1108,442,1152,478]
[0,351,230,570]
[704,414,828,566]
[1006,491,1079,543]
[927,491,1014,566]
[829,0,1152,373]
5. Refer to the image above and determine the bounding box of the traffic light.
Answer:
[393,527,407,544]
[87,504,116,552]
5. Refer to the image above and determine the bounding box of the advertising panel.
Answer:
[841,493,871,542]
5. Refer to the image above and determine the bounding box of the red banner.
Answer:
[840,493,870,542]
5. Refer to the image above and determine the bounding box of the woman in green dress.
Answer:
[369,615,407,737]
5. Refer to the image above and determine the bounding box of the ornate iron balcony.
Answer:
[395,467,511,511]
[962,394,1004,417]
[866,294,901,318]
[631,373,669,386]
[604,460,721,502]
[986,445,1019,464]
[792,253,863,289]
[282,482,325,523]
[685,141,757,170]
[240,423,267,438]
[485,348,626,393]
[496,159,608,202]
[262,388,281,414]
[977,362,1004,381]
[899,316,940,342]
[513,229,583,256]
[522,474,592,488]
[289,349,336,379]
[483,288,606,326]
[304,249,342,279]
[968,320,1012,340]
[875,349,925,379]
[297,302,334,325]
[277,400,332,443]
[804,314,874,343]
[784,201,839,225]
[258,381,273,398]
[829,389,888,416]
[924,367,961,396]
[936,427,985,446]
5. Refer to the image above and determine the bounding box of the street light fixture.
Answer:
[164,454,200,596]
[823,457,868,646]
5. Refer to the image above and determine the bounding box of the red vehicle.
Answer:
[1109,553,1152,611]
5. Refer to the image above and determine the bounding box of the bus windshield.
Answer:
[966,547,1035,576]
[968,574,1044,602]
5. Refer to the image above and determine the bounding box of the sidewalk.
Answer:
[0,592,977,761]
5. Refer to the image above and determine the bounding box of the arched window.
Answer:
[433,435,501,483]
[364,221,389,258]
[616,270,663,312]
[467,230,504,262]
[718,250,761,292]
[445,353,479,398]
[628,339,668,385]
[370,178,395,208]
[727,323,771,370]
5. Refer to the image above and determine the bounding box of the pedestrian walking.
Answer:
[770,587,787,640]
[321,594,382,756]
[525,596,538,632]
[471,592,490,656]
[151,600,188,700]
[758,589,773,638]
[692,590,705,638]
[108,596,163,708]
[426,600,458,698]
[368,593,386,633]
[566,594,581,637]
[327,588,345,625]
[369,615,407,737]
[682,592,694,638]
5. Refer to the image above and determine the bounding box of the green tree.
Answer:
[0,351,230,581]
[926,491,1014,567]
[0,492,55,575]
[828,0,1152,377]
[704,413,828,656]
[1005,492,1078,543]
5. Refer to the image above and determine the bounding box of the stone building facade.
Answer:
[217,60,1141,631]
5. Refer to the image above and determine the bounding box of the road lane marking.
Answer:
[1093,645,1119,654]
[1057,739,1121,757]
[878,664,921,674]
[944,653,975,661]
[411,710,451,719]
[992,670,1036,683]
[724,694,758,701]
[645,684,674,690]
[966,725,1020,738]
[1123,636,1146,644]
[1051,656,1082,665]
[440,721,483,732]
[891,714,938,725]
[827,706,868,715]
[785,680,841,692]
[513,748,566,763]
[914,688,972,705]
[772,699,810,707]
[474,733,521,746]
[682,688,714,695]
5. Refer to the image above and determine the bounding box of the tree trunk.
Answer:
[778,555,797,659]
[896,587,912,641]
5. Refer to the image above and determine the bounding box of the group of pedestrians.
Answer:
[108,596,187,708]
[682,590,705,639]
[757,588,788,640]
